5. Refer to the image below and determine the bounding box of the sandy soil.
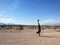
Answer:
[0,29,60,45]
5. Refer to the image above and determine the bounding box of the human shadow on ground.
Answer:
[40,35,60,38]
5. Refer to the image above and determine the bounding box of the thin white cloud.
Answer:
[0,18,16,24]
[0,12,16,24]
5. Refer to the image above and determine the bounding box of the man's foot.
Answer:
[36,31,40,34]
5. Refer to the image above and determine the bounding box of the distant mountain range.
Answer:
[0,23,15,25]
[0,23,6,25]
[42,23,60,26]
[0,22,60,26]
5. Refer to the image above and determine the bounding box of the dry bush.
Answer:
[42,28,44,30]
[17,25,23,30]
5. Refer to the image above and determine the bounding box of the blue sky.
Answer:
[0,0,60,25]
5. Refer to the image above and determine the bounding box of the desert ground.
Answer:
[0,28,60,45]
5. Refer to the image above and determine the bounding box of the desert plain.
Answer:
[0,28,60,45]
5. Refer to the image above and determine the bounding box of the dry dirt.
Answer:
[0,29,60,45]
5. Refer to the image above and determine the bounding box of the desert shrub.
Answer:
[42,28,44,30]
[18,25,23,30]
[45,26,49,29]
[1,26,5,28]
[54,26,57,30]
[0,28,1,30]
[34,27,38,29]
[28,26,35,29]
[0,27,2,30]
[9,30,12,32]
[6,26,12,30]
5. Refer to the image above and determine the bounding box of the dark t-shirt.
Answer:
[38,24,41,32]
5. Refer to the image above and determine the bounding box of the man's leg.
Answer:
[39,32,40,36]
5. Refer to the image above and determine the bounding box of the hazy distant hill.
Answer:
[0,23,6,25]
[0,22,60,26]
[43,23,60,26]
[0,23,16,26]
